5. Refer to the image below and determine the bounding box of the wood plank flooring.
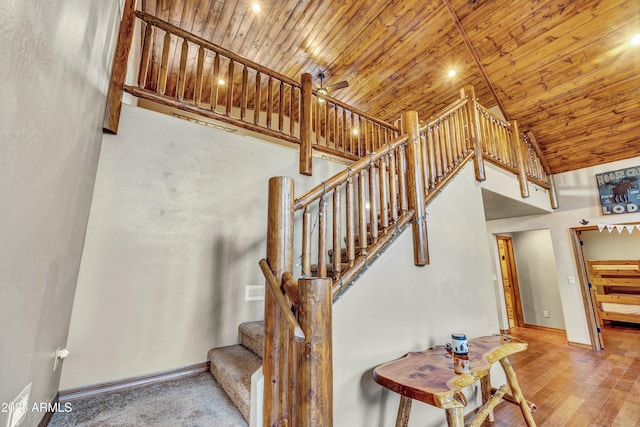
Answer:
[492,324,640,426]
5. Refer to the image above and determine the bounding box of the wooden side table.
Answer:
[373,335,536,427]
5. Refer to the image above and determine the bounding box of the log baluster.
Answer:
[279,81,285,132]
[290,85,296,136]
[302,207,311,277]
[240,65,248,120]
[158,31,171,95]
[369,164,379,244]
[427,127,436,189]
[433,123,443,181]
[211,53,220,111]
[267,75,273,129]
[349,112,355,155]
[389,152,398,223]
[444,117,454,171]
[194,46,204,105]
[380,156,390,229]
[225,60,234,116]
[358,172,368,255]
[138,23,153,89]
[314,96,320,144]
[333,104,339,151]
[344,109,349,153]
[254,72,261,124]
[317,195,327,278]
[420,133,429,196]
[398,145,408,213]
[346,177,355,268]
[332,188,341,280]
[177,38,188,100]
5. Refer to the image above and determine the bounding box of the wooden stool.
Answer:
[373,335,536,427]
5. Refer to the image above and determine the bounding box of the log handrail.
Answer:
[135,11,300,88]
[259,258,305,342]
[294,134,409,210]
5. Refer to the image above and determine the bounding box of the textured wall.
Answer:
[60,105,346,389]
[512,230,565,329]
[487,156,640,344]
[333,164,502,426]
[0,1,119,425]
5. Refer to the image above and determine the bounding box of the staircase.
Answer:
[208,321,264,423]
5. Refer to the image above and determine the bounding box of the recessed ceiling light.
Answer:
[352,129,359,136]
[218,79,225,85]
[448,69,456,78]
[631,34,640,46]
[252,3,261,13]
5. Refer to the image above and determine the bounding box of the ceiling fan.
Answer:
[315,72,348,96]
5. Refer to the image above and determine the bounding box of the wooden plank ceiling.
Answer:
[140,0,640,174]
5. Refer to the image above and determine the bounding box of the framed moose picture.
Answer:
[596,166,640,215]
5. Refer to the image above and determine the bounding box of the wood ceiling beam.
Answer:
[442,0,509,121]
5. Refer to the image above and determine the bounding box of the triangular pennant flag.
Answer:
[598,224,606,232]
[607,225,614,233]
[627,225,635,234]
[616,225,624,234]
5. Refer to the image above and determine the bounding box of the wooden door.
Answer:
[497,236,524,328]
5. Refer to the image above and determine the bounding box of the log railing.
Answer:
[104,3,399,175]
[460,87,555,200]
[309,91,401,162]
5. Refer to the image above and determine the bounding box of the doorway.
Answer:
[496,236,524,328]
[570,224,640,350]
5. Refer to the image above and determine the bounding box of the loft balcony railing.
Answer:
[104,4,399,175]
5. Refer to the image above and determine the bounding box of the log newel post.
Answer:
[460,86,486,182]
[264,177,295,427]
[548,175,559,209]
[402,111,429,266]
[512,120,530,199]
[300,73,314,176]
[103,0,138,134]
[296,277,333,427]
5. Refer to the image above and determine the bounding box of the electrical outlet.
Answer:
[568,276,576,284]
[7,383,31,427]
[245,285,265,301]
[543,310,550,318]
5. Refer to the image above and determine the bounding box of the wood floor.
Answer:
[492,324,640,426]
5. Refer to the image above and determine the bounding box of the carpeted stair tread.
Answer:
[239,320,264,357]
[208,344,262,422]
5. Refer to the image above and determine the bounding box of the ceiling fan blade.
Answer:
[327,80,349,91]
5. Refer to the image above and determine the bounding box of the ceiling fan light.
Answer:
[318,87,328,95]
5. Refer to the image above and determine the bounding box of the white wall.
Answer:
[0,1,119,425]
[487,156,640,345]
[333,164,504,426]
[60,105,345,389]
[511,230,565,329]
[581,228,640,260]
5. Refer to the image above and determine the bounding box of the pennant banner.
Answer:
[597,224,640,233]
